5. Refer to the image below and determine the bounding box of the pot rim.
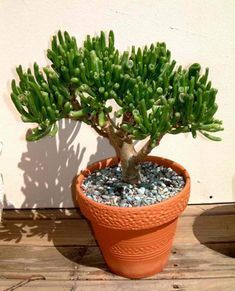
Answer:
[76,155,191,211]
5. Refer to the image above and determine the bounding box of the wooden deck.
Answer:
[0,203,234,290]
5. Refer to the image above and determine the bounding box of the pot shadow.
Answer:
[193,204,235,258]
[54,226,110,274]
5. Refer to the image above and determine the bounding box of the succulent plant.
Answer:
[11,31,223,183]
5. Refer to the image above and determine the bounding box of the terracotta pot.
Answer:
[76,156,190,279]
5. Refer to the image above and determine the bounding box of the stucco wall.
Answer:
[0,0,235,208]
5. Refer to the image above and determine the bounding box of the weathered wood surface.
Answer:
[0,243,234,280]
[0,204,234,290]
[1,278,235,291]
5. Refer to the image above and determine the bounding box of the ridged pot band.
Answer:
[76,156,190,231]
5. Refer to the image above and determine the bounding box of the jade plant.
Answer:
[11,31,223,184]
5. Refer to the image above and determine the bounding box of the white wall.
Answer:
[0,0,235,208]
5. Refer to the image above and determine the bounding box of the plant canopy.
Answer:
[11,30,223,183]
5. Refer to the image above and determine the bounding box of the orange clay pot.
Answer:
[76,156,190,279]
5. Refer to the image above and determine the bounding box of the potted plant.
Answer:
[10,30,223,278]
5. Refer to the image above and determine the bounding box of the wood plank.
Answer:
[0,278,235,291]
[0,243,234,280]
[2,204,234,220]
[1,213,234,246]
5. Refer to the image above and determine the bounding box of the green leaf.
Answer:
[49,123,58,137]
[98,111,106,127]
[200,131,222,141]
[26,126,52,141]
[69,108,90,119]
[188,63,201,78]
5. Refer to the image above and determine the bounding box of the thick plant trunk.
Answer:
[119,142,140,184]
[104,123,152,184]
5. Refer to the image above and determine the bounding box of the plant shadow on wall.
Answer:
[19,119,85,208]
[193,204,235,258]
[0,119,114,273]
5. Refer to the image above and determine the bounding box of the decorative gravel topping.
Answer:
[82,162,185,207]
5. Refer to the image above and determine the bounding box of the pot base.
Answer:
[108,252,169,279]
[92,218,177,279]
